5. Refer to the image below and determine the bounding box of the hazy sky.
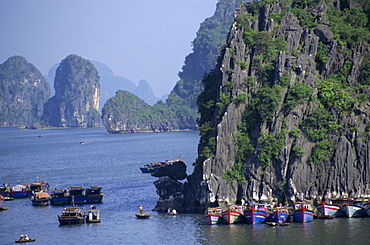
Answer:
[0,0,218,97]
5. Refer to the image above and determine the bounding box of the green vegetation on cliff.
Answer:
[0,56,50,126]
[195,0,370,185]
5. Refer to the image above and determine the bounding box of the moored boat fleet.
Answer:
[204,197,370,225]
[0,180,104,206]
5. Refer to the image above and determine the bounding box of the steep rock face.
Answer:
[0,56,50,126]
[165,0,248,129]
[102,90,179,133]
[43,55,101,127]
[103,0,247,133]
[184,0,370,212]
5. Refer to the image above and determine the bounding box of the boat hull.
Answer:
[222,210,245,224]
[58,216,85,225]
[292,209,314,222]
[10,191,28,198]
[342,205,367,218]
[0,191,10,197]
[316,203,345,217]
[31,199,50,206]
[204,214,223,225]
[69,195,86,204]
[268,210,290,222]
[244,209,268,224]
[86,194,104,203]
[51,197,70,205]
[135,213,151,219]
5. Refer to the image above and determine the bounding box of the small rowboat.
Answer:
[266,221,277,226]
[15,238,36,243]
[135,213,151,219]
[279,222,290,226]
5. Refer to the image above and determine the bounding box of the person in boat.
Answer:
[90,204,96,209]
[24,235,29,240]
[172,209,177,215]
[19,235,24,241]
[139,205,145,214]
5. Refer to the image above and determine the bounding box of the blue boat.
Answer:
[244,202,269,224]
[0,184,11,197]
[85,186,104,203]
[68,186,86,204]
[10,184,29,198]
[268,207,290,222]
[50,188,70,205]
[292,202,314,222]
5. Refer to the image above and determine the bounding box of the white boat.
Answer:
[222,204,245,224]
[342,204,367,218]
[316,202,345,217]
[86,206,101,223]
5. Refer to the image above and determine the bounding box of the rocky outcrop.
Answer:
[152,161,188,211]
[102,90,179,133]
[43,54,101,127]
[0,56,50,126]
[180,0,370,212]
[102,0,247,133]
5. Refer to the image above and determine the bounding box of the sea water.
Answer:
[0,127,369,245]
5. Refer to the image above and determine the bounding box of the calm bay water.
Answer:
[0,127,369,245]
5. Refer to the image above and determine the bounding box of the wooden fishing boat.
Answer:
[28,180,50,196]
[85,186,104,203]
[31,191,51,206]
[135,213,151,219]
[10,184,29,198]
[268,207,290,223]
[244,202,269,224]
[50,188,70,205]
[58,206,85,225]
[222,204,245,224]
[15,235,35,243]
[292,202,314,223]
[68,186,86,204]
[341,204,367,218]
[316,201,345,217]
[266,221,278,226]
[0,183,11,197]
[15,238,36,243]
[86,206,101,223]
[204,207,223,225]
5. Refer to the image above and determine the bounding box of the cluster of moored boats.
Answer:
[205,197,370,225]
[58,205,101,225]
[0,180,104,228]
[0,181,104,206]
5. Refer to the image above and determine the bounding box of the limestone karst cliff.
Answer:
[101,0,247,133]
[0,56,50,126]
[42,54,101,128]
[102,90,180,133]
[157,0,370,213]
